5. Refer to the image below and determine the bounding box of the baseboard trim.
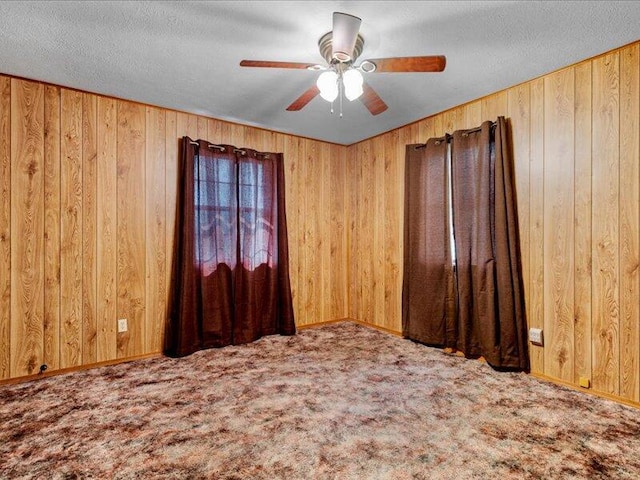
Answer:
[0,352,162,386]
[530,372,640,410]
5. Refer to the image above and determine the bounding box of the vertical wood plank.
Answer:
[82,93,97,364]
[417,117,435,142]
[165,110,177,345]
[197,116,208,140]
[303,140,319,324]
[618,44,639,401]
[283,135,301,323]
[207,118,223,143]
[0,76,11,378]
[481,91,508,121]
[59,88,83,369]
[176,112,198,140]
[230,123,245,147]
[372,135,386,327]
[529,77,545,374]
[347,143,359,320]
[383,130,401,332]
[329,143,346,319]
[116,101,146,358]
[506,84,530,355]
[543,68,575,382]
[463,101,482,129]
[574,62,593,386]
[43,85,61,371]
[145,107,166,353]
[96,97,117,362]
[319,142,331,322]
[10,79,45,376]
[361,141,374,324]
[591,52,620,395]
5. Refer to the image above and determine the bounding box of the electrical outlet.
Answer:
[117,318,128,333]
[529,327,543,346]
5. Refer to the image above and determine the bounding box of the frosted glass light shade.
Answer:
[317,71,339,102]
[343,68,364,101]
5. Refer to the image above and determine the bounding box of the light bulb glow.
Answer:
[316,71,338,102]
[343,69,364,101]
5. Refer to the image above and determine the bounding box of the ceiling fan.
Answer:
[240,12,446,116]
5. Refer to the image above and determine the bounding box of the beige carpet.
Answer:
[1,321,640,479]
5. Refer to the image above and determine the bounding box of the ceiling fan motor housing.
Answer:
[319,32,365,64]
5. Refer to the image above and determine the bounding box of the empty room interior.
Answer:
[3,1,640,478]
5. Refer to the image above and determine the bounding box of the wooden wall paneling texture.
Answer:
[282,135,300,323]
[464,101,482,129]
[573,61,593,387]
[0,76,10,379]
[543,68,575,382]
[82,93,98,364]
[383,130,401,333]
[346,138,358,321]
[145,107,166,353]
[60,88,83,369]
[529,77,546,374]
[506,83,531,371]
[371,135,384,327]
[591,52,620,395]
[43,85,61,371]
[362,140,375,325]
[0,78,348,381]
[10,79,45,377]
[319,142,332,323]
[116,101,146,359]
[96,97,117,362]
[618,44,639,401]
[164,109,177,345]
[303,139,319,325]
[329,143,346,320]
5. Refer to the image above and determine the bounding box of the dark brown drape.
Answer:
[166,137,295,357]
[402,137,455,346]
[403,117,528,370]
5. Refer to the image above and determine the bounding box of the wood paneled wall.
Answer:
[347,41,640,403]
[3,40,640,407]
[0,76,347,380]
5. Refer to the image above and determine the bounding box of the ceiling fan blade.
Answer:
[360,82,388,116]
[364,56,446,73]
[286,84,321,111]
[240,60,320,70]
[331,12,361,62]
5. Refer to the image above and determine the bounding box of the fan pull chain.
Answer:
[339,79,344,118]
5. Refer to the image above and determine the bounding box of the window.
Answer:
[194,154,275,275]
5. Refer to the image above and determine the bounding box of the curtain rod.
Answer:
[414,121,496,149]
[189,140,270,158]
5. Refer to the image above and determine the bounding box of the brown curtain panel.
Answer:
[403,117,528,370]
[402,137,456,346]
[166,137,295,357]
[451,118,528,369]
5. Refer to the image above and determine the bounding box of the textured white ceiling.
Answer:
[0,1,639,145]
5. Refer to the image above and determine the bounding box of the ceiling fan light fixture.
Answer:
[317,70,339,102]
[343,68,364,101]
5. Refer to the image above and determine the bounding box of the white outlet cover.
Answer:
[118,318,128,333]
[529,327,543,346]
